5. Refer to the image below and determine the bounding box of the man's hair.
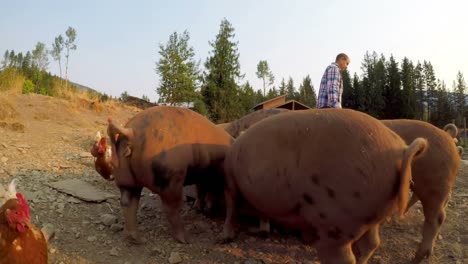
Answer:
[335,53,349,62]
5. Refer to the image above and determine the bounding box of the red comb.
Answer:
[16,193,30,219]
[107,117,112,123]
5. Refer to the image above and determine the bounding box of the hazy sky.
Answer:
[1,0,467,102]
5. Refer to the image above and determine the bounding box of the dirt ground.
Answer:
[0,93,467,264]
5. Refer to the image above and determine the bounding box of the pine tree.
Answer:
[285,76,296,100]
[340,69,355,109]
[423,61,437,120]
[298,75,317,108]
[454,71,466,123]
[383,55,402,119]
[200,18,244,123]
[401,57,416,118]
[413,62,426,120]
[278,78,286,95]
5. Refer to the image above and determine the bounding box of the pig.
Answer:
[381,120,460,263]
[224,108,291,138]
[443,123,464,155]
[221,108,428,264]
[106,106,233,244]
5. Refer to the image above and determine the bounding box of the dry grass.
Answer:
[0,95,19,120]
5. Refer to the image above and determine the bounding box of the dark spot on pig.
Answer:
[310,174,320,186]
[136,116,151,132]
[319,212,326,219]
[303,194,315,205]
[152,157,170,190]
[158,134,164,142]
[292,203,302,215]
[437,214,444,225]
[327,226,342,240]
[326,187,335,199]
[353,191,361,199]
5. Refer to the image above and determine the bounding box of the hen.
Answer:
[90,131,114,181]
[0,179,48,264]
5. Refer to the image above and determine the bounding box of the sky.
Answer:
[1,0,467,102]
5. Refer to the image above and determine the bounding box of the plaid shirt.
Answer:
[317,62,343,108]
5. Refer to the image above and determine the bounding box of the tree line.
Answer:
[154,18,466,127]
[1,20,465,128]
[0,26,87,97]
[155,18,318,123]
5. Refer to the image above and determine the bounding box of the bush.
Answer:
[22,79,34,94]
[0,67,24,93]
[191,98,208,117]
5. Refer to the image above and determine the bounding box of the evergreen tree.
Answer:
[298,75,317,108]
[400,57,416,118]
[278,77,286,95]
[266,86,279,100]
[200,18,244,123]
[431,80,453,127]
[383,55,402,119]
[454,71,466,123]
[285,76,296,100]
[341,69,355,109]
[352,73,364,111]
[413,62,425,120]
[239,81,256,113]
[155,30,200,105]
[423,61,437,120]
[360,51,384,118]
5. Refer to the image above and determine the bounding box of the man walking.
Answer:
[317,53,350,109]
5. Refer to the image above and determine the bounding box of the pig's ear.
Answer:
[107,119,134,143]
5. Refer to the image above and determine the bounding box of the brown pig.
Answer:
[224,108,290,138]
[106,106,233,244]
[381,119,460,264]
[221,108,428,264]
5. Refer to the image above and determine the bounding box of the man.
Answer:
[317,53,350,109]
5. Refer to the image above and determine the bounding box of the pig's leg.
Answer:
[411,196,448,264]
[221,172,238,243]
[120,187,145,244]
[193,183,206,212]
[354,225,380,264]
[316,242,356,264]
[160,182,187,244]
[258,218,270,237]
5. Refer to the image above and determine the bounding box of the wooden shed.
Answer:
[252,95,311,111]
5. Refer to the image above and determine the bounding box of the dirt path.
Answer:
[0,93,467,264]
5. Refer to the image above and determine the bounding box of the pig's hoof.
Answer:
[173,232,188,244]
[216,236,234,244]
[193,199,204,212]
[258,230,269,238]
[412,248,431,264]
[124,233,146,245]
